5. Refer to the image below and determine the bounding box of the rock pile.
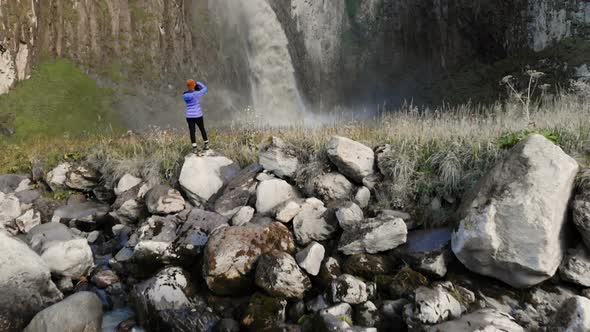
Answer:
[1,134,589,331]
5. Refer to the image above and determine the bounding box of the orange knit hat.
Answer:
[186,79,196,90]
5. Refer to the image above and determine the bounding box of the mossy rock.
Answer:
[343,254,393,279]
[241,293,287,332]
[389,266,429,298]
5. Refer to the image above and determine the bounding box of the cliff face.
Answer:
[1,0,589,121]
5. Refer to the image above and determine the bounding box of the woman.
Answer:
[183,79,209,153]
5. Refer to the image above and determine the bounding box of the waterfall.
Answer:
[207,0,304,124]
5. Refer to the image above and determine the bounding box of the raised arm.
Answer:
[196,81,208,95]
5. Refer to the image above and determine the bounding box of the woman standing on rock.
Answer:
[183,79,210,153]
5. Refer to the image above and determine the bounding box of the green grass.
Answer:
[0,59,120,143]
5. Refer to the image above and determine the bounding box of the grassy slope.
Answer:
[0,59,120,142]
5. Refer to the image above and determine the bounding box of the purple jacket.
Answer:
[183,82,208,118]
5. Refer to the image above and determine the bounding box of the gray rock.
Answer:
[46,163,71,190]
[256,178,300,215]
[0,192,21,229]
[355,301,380,327]
[0,231,62,331]
[112,185,144,223]
[559,245,590,287]
[56,277,74,293]
[339,215,407,255]
[259,137,299,178]
[314,172,354,202]
[395,228,452,277]
[214,164,262,217]
[336,202,364,231]
[24,292,102,332]
[573,196,590,249]
[293,198,337,245]
[65,164,101,192]
[296,241,325,276]
[231,206,255,226]
[255,251,311,299]
[327,136,375,183]
[330,274,368,304]
[427,309,524,332]
[343,254,392,279]
[452,134,579,288]
[114,173,142,196]
[145,184,186,215]
[256,172,275,182]
[321,303,352,319]
[15,209,41,233]
[306,295,330,313]
[548,296,590,332]
[313,313,352,331]
[172,209,229,262]
[406,285,463,326]
[203,222,295,295]
[275,199,303,223]
[179,153,239,206]
[242,293,287,331]
[127,215,178,263]
[53,201,111,230]
[318,257,342,288]
[91,270,120,288]
[217,318,240,332]
[354,187,371,208]
[0,174,30,194]
[14,189,40,204]
[26,223,94,278]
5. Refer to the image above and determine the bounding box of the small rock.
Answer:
[336,202,364,231]
[314,172,355,202]
[259,137,299,178]
[306,295,329,313]
[86,230,100,244]
[214,164,262,217]
[256,179,300,215]
[559,245,590,287]
[427,309,524,332]
[387,266,429,298]
[256,172,275,182]
[317,257,342,288]
[231,206,255,226]
[321,303,352,319]
[548,296,590,331]
[53,201,111,231]
[327,136,375,183]
[255,251,311,299]
[343,254,392,279]
[65,164,101,192]
[47,163,72,190]
[145,185,186,215]
[354,187,371,208]
[275,200,302,223]
[15,209,41,233]
[293,198,337,245]
[296,241,325,276]
[114,174,142,196]
[395,227,452,277]
[0,174,30,194]
[0,192,21,228]
[312,313,352,331]
[406,285,463,326]
[92,270,120,288]
[573,194,590,249]
[24,292,102,332]
[331,274,368,304]
[242,293,287,331]
[355,301,380,327]
[339,215,407,255]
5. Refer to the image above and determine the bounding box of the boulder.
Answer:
[26,223,94,278]
[65,164,101,192]
[296,241,325,276]
[355,301,380,327]
[47,163,71,190]
[179,153,239,205]
[15,209,41,233]
[559,245,590,287]
[339,215,407,255]
[0,174,30,194]
[336,202,364,231]
[548,296,590,332]
[395,228,452,277]
[0,231,63,332]
[330,274,368,304]
[259,137,299,178]
[0,192,21,228]
[452,134,579,288]
[111,185,144,223]
[214,164,262,217]
[114,173,142,196]
[14,189,40,204]
[53,201,111,230]
[145,185,186,215]
[354,187,371,208]
[275,199,303,223]
[343,254,392,279]
[231,206,255,226]
[172,209,229,263]
[327,136,375,183]
[405,285,463,327]
[203,222,295,295]
[242,293,287,331]
[293,198,338,245]
[125,215,178,264]
[314,172,355,202]
[255,178,300,215]
[255,251,311,299]
[24,292,102,332]
[427,309,524,332]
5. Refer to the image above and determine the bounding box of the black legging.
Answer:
[187,117,208,144]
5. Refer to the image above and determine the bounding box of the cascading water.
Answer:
[207,0,305,124]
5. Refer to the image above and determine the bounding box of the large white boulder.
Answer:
[452,134,579,288]
[259,137,299,178]
[24,292,102,332]
[26,223,94,279]
[0,231,62,331]
[255,179,300,215]
[179,153,238,205]
[327,136,375,182]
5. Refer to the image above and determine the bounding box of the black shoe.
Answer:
[204,141,210,150]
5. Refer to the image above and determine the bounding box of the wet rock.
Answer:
[214,164,262,217]
[24,292,102,332]
[114,174,142,196]
[145,184,186,215]
[395,227,452,277]
[296,241,325,276]
[92,270,120,289]
[259,137,299,179]
[428,309,524,332]
[343,254,392,279]
[548,296,590,331]
[330,274,368,304]
[231,206,255,226]
[255,251,311,299]
[338,214,407,255]
[242,293,287,331]
[53,201,111,230]
[275,199,303,223]
[65,164,101,192]
[47,163,71,190]
[179,153,239,206]
[559,245,590,287]
[327,136,375,183]
[203,222,295,295]
[314,172,354,202]
[256,178,301,215]
[336,202,364,231]
[452,134,579,288]
[0,231,63,331]
[354,301,380,327]
[27,223,94,278]
[0,174,30,194]
[354,187,371,208]
[405,285,463,327]
[15,209,41,233]
[293,198,337,245]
